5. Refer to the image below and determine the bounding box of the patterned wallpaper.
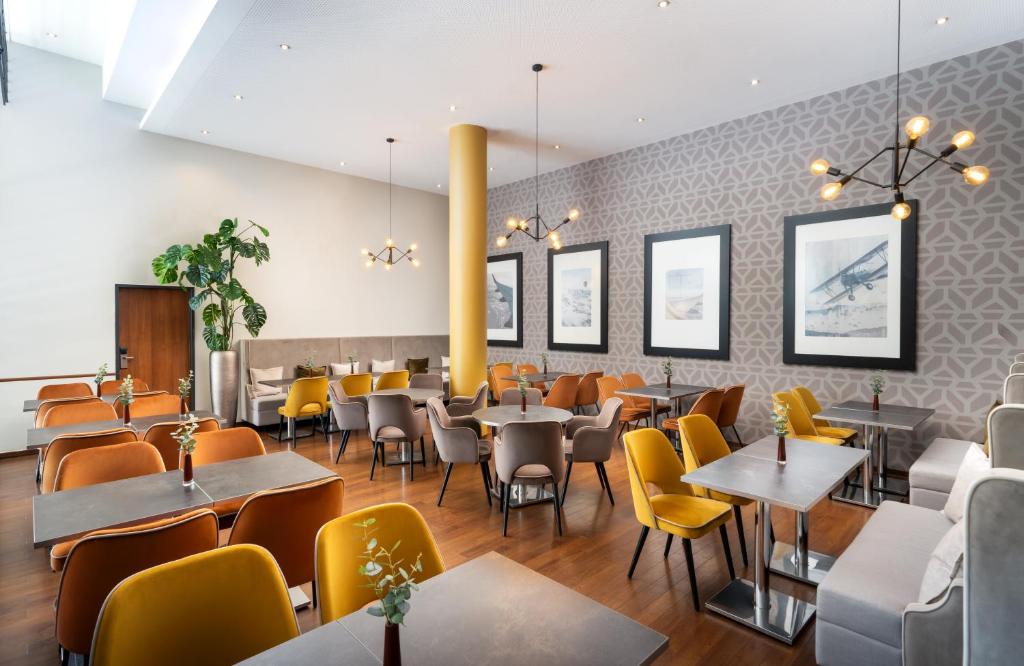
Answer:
[487,40,1024,470]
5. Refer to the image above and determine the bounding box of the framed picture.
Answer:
[547,241,609,353]
[643,225,731,359]
[486,252,523,347]
[783,201,917,370]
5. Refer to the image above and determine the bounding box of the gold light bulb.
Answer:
[891,202,911,221]
[384,262,392,271]
[360,248,369,256]
[385,238,394,248]
[567,208,581,221]
[506,216,519,229]
[819,181,844,201]
[365,260,373,268]
[518,220,528,230]
[549,231,560,244]
[809,159,830,176]
[412,259,421,267]
[409,243,418,251]
[962,165,989,186]
[495,236,508,248]
[951,130,975,150]
[904,115,931,140]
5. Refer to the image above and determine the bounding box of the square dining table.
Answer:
[25,410,224,450]
[499,371,567,384]
[613,384,710,425]
[23,394,117,413]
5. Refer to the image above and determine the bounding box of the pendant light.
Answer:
[808,0,990,220]
[362,138,419,269]
[495,64,581,249]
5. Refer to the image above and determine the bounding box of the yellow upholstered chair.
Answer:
[42,401,116,428]
[489,362,515,401]
[341,372,373,397]
[98,379,149,396]
[375,370,410,390]
[37,383,93,400]
[277,376,329,449]
[772,391,845,445]
[623,428,735,611]
[677,414,753,567]
[315,502,444,624]
[142,418,221,470]
[40,429,139,494]
[89,544,299,666]
[791,386,858,443]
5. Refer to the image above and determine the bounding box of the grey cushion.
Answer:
[245,393,289,426]
[817,618,902,666]
[818,501,952,651]
[909,438,973,496]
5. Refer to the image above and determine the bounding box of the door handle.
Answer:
[120,354,134,366]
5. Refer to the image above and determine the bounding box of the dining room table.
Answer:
[499,371,567,384]
[25,410,225,450]
[613,383,710,425]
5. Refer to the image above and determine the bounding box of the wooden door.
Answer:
[115,285,194,394]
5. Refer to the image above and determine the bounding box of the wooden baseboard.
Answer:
[0,449,36,460]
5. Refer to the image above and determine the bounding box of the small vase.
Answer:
[520,394,527,415]
[95,383,102,397]
[543,362,548,375]
[383,622,401,666]
[122,403,131,426]
[179,397,189,419]
[776,435,787,465]
[666,376,672,390]
[872,394,880,411]
[350,361,356,374]
[182,453,194,488]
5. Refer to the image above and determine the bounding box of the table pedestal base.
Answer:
[492,483,554,508]
[384,443,424,467]
[289,586,311,611]
[769,542,836,586]
[705,579,816,645]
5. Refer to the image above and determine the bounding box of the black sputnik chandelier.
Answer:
[809,0,990,220]
[362,137,419,270]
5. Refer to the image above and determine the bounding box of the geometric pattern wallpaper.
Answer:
[487,39,1024,471]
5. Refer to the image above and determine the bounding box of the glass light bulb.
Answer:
[891,202,912,221]
[549,231,560,243]
[384,262,392,271]
[412,259,421,267]
[962,165,989,186]
[409,243,418,251]
[809,159,830,176]
[496,236,508,247]
[552,242,562,250]
[567,208,581,221]
[360,248,369,256]
[904,115,931,140]
[506,216,519,229]
[365,260,373,268]
[385,238,394,247]
[951,130,975,150]
[819,181,843,201]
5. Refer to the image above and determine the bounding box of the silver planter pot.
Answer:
[210,350,239,427]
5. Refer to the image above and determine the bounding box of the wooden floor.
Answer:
[0,426,876,665]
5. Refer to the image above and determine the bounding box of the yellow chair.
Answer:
[677,414,753,567]
[341,373,373,397]
[623,428,734,611]
[772,391,845,445]
[792,386,858,443]
[90,544,299,666]
[277,376,329,449]
[375,370,410,390]
[315,502,445,624]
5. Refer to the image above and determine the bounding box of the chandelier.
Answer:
[495,64,580,250]
[362,138,419,269]
[808,0,990,220]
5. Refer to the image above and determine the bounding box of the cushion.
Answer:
[249,366,283,395]
[247,383,279,398]
[943,443,990,522]
[918,519,965,604]
[329,361,360,376]
[406,357,429,375]
[372,359,395,372]
[910,438,974,495]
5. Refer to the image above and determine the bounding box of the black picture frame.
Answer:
[783,201,918,370]
[486,252,524,348]
[643,225,731,360]
[547,241,609,354]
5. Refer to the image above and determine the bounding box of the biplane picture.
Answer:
[803,234,889,338]
[809,241,888,305]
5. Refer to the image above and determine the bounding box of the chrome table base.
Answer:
[704,578,816,645]
[492,483,555,509]
[769,542,836,586]
[289,586,311,611]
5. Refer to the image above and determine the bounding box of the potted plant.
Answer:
[296,356,326,378]
[355,516,424,666]
[662,358,673,390]
[94,363,108,397]
[771,397,790,465]
[540,352,549,376]
[118,375,135,426]
[869,371,886,411]
[517,370,530,414]
[348,351,358,374]
[173,415,200,489]
[152,218,270,426]
[178,370,194,419]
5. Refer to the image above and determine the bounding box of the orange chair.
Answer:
[112,391,171,418]
[55,509,218,658]
[716,384,746,447]
[543,374,580,410]
[621,372,672,419]
[516,364,547,392]
[772,391,845,445]
[488,362,514,401]
[663,389,726,451]
[37,383,93,400]
[142,418,221,470]
[98,379,149,396]
[192,427,267,517]
[40,429,139,494]
[228,476,344,603]
[596,376,648,436]
[575,371,603,414]
[37,398,111,428]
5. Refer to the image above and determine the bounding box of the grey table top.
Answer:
[23,394,117,413]
[816,401,935,430]
[681,437,868,512]
[371,388,445,403]
[614,384,710,401]
[193,451,336,503]
[238,621,379,666]
[499,371,567,383]
[25,410,224,450]
[472,405,574,427]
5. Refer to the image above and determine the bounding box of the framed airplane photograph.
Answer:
[486,252,523,347]
[783,201,918,370]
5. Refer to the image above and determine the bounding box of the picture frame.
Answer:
[547,241,609,354]
[783,201,917,370]
[486,252,524,348]
[643,224,731,360]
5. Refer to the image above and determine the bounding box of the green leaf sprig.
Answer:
[355,517,423,626]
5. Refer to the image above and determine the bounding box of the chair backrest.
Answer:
[35,396,102,427]
[988,404,1024,470]
[677,414,732,496]
[409,373,443,390]
[54,442,165,492]
[405,357,429,376]
[596,375,632,408]
[494,421,564,485]
[229,476,345,587]
[56,509,218,655]
[1009,362,1024,376]
[426,397,480,464]
[717,384,745,428]
[575,371,603,406]
[98,379,149,396]
[41,429,139,493]
[192,427,266,466]
[367,393,418,440]
[143,418,221,470]
[543,374,580,409]
[90,544,299,666]
[499,387,543,406]
[622,428,693,529]
[568,398,623,463]
[1004,374,1024,404]
[123,392,179,419]
[341,372,373,397]
[112,391,169,417]
[37,383,93,400]
[489,362,515,396]
[42,401,116,428]
[376,370,410,390]
[772,391,818,437]
[1016,353,1024,363]
[791,385,828,428]
[621,372,652,409]
[315,502,445,624]
[280,376,328,418]
[517,363,540,375]
[688,389,725,422]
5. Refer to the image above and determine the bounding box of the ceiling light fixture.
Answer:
[449,105,457,111]
[362,138,419,269]
[935,16,949,25]
[750,78,760,86]
[45,31,58,38]
[489,167,494,172]
[658,0,670,7]
[233,94,243,101]
[339,161,346,166]
[495,64,581,250]
[808,0,988,221]
[279,43,291,50]
[201,129,210,135]
[436,184,442,188]
[636,116,646,123]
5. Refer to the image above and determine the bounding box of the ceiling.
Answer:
[8,0,1024,193]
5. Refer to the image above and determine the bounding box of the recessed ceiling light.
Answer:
[45,31,58,38]
[554,144,561,150]
[201,129,210,135]
[636,117,646,123]
[935,16,949,25]
[449,105,457,111]
[489,167,494,172]
[233,94,243,101]
[436,184,442,188]
[750,78,760,86]
[658,1,670,7]
[339,161,346,166]
[279,43,291,50]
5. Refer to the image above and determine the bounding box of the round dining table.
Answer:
[372,387,444,404]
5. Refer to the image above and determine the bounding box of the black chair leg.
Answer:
[290,418,297,449]
[719,524,736,579]
[278,415,284,442]
[437,462,454,506]
[479,461,493,506]
[502,483,511,537]
[733,505,749,567]
[420,437,427,468]
[553,483,563,536]
[628,525,650,578]
[681,538,700,612]
[733,425,744,447]
[663,534,674,559]
[598,462,614,505]
[561,459,574,504]
[408,441,415,481]
[334,430,350,464]
[369,442,380,480]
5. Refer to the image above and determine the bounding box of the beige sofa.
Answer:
[238,335,449,426]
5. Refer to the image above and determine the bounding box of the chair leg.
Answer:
[628,525,650,578]
[595,462,606,488]
[420,436,427,468]
[369,441,380,480]
[732,425,744,447]
[437,462,454,506]
[663,534,674,559]
[598,462,615,505]
[334,430,350,464]
[408,441,415,481]
[502,483,510,537]
[561,458,574,504]
[719,524,736,580]
[681,538,700,612]
[290,418,297,449]
[479,461,493,506]
[553,482,564,536]
[733,505,748,567]
[311,579,318,608]
[278,415,284,442]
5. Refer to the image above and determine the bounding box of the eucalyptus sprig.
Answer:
[869,370,886,396]
[517,370,530,396]
[118,375,134,406]
[771,398,790,437]
[540,352,549,366]
[347,351,358,364]
[355,517,423,626]
[94,363,108,386]
[173,415,200,455]
[303,356,316,369]
[178,370,194,400]
[661,358,674,377]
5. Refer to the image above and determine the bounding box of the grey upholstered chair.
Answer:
[1015,352,1024,363]
[447,381,488,418]
[494,421,565,537]
[367,394,426,481]
[327,381,367,464]
[498,387,543,406]
[1003,373,1024,404]
[409,373,443,390]
[425,397,492,507]
[989,404,1024,470]
[1009,362,1024,376]
[562,398,622,505]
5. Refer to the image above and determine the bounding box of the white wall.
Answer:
[0,45,450,453]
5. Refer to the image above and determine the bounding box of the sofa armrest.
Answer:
[902,580,963,666]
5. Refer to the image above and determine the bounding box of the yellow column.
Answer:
[448,124,488,398]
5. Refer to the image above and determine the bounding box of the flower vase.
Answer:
[543,362,548,375]
[182,453,194,488]
[95,384,102,397]
[122,403,131,427]
[179,397,189,419]
[776,435,787,465]
[383,622,401,666]
[872,394,880,411]
[350,361,356,374]
[666,376,672,390]
[520,393,527,415]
